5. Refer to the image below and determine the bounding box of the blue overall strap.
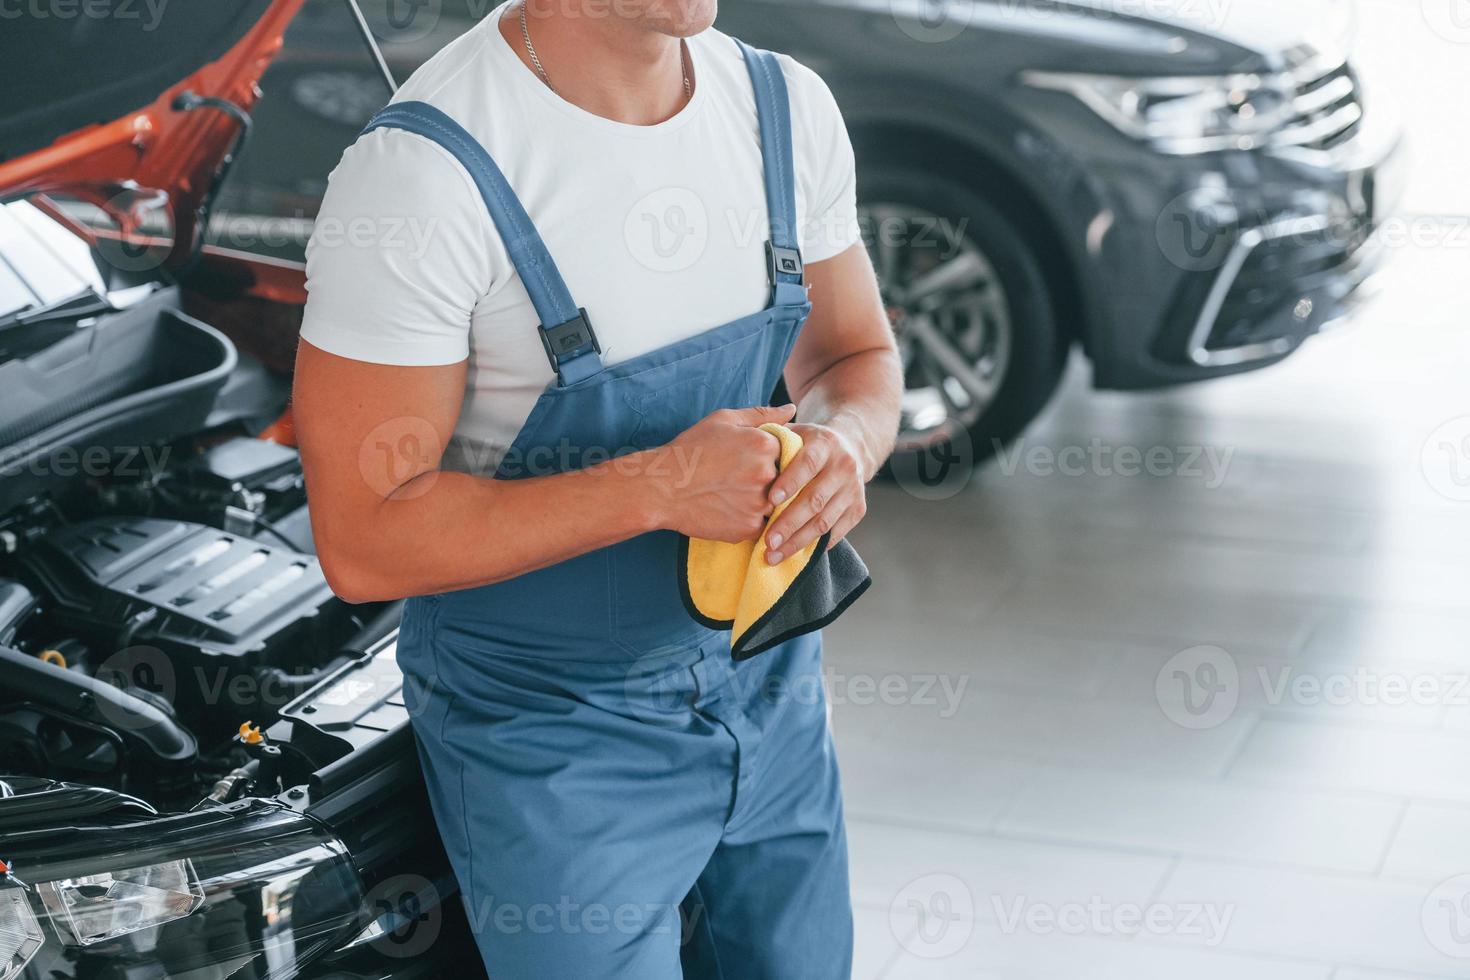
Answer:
[735,41,807,309]
[361,101,603,385]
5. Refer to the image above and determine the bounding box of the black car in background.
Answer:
[723,0,1404,459]
[264,0,1404,462]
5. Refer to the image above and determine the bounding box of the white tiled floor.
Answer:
[831,222,1470,973]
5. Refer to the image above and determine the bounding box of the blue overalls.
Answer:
[374,40,853,979]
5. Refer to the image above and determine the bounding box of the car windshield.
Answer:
[201,0,405,264]
[0,199,109,328]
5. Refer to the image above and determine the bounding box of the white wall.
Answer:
[1351,0,1470,215]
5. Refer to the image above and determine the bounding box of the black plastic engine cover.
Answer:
[22,516,338,662]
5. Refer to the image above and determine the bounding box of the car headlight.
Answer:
[2,800,365,980]
[1021,69,1299,154]
[36,860,204,947]
[0,888,44,980]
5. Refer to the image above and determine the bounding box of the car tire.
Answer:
[857,162,1068,473]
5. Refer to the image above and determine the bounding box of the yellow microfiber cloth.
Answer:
[679,422,871,660]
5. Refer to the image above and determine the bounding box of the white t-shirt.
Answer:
[299,3,859,474]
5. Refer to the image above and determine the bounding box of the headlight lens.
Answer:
[0,888,43,980]
[1022,69,1298,154]
[36,860,204,947]
[3,801,364,980]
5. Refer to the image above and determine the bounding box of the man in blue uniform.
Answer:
[294,1,902,974]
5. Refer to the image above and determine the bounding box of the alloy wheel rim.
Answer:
[859,201,1013,452]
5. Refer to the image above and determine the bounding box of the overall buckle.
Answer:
[538,308,600,372]
[765,241,804,284]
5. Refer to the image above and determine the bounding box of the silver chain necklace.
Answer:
[519,0,691,101]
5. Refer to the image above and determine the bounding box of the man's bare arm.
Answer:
[293,340,792,602]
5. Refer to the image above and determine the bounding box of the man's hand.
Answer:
[761,421,868,563]
[655,404,796,543]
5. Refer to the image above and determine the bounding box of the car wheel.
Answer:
[858,165,1068,469]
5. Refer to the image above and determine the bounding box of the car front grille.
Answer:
[1274,44,1363,151]
[1205,225,1348,352]
[1180,206,1376,367]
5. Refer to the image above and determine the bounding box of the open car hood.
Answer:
[0,0,308,267]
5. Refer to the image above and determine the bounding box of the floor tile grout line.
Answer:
[1294,607,1330,659]
[976,617,1317,660]
[838,733,1470,809]
[840,733,1470,814]
[870,908,919,980]
[1214,709,1264,780]
[844,812,1421,883]
[981,762,1035,833]
[995,591,1470,640]
[993,563,1470,623]
[1144,853,1181,907]
[1225,708,1470,743]
[1371,799,1412,879]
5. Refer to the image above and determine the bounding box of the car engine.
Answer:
[0,431,390,812]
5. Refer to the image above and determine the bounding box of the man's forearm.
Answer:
[792,346,903,481]
[301,391,796,603]
[314,451,670,602]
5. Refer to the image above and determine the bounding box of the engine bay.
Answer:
[0,198,461,978]
[0,285,404,813]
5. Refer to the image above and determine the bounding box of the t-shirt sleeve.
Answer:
[299,128,492,366]
[780,55,861,265]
